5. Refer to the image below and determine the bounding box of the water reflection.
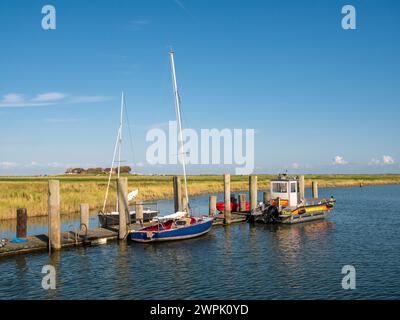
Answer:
[0,212,99,240]
[1,186,400,299]
[46,251,61,300]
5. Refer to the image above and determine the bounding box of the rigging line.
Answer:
[116,92,124,213]
[177,85,191,210]
[102,126,121,213]
[124,94,136,171]
[169,51,190,213]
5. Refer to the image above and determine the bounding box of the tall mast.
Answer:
[169,50,189,213]
[102,91,124,213]
[117,91,124,180]
[116,91,124,212]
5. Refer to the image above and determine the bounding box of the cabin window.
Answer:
[272,182,288,193]
[175,220,187,226]
[291,182,297,193]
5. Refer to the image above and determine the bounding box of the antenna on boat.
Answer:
[169,50,190,215]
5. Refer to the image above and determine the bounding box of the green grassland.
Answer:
[1,174,400,220]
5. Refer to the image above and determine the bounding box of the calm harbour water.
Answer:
[0,185,399,300]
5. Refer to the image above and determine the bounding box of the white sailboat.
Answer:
[98,92,159,227]
[129,50,214,243]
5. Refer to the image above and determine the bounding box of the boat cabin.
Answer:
[270,174,299,208]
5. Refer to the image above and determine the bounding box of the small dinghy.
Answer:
[98,209,159,227]
[216,194,250,213]
[98,93,160,227]
[130,50,214,243]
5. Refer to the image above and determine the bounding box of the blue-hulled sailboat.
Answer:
[129,51,214,243]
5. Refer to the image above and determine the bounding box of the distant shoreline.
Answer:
[1,174,399,220]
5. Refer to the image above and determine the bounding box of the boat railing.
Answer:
[303,198,330,206]
[129,201,159,213]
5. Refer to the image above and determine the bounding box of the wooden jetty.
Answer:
[0,228,118,258]
[0,213,246,258]
[0,174,310,258]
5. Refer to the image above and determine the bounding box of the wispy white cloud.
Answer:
[7,161,85,169]
[130,19,149,25]
[383,155,395,165]
[2,93,25,104]
[44,118,80,124]
[369,155,395,166]
[333,155,348,165]
[24,161,39,168]
[128,19,150,31]
[0,161,19,169]
[47,162,67,168]
[0,92,112,108]
[32,92,67,103]
[173,0,193,17]
[369,158,380,166]
[291,163,300,169]
[68,96,111,103]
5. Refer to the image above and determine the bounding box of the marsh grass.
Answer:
[1,174,400,220]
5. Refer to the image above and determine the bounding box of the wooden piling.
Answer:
[117,177,129,240]
[239,194,247,212]
[224,174,231,225]
[312,181,319,198]
[48,180,61,250]
[249,175,258,211]
[80,204,89,232]
[209,195,217,217]
[299,175,305,200]
[173,176,183,212]
[135,200,143,224]
[16,208,27,238]
[263,192,270,205]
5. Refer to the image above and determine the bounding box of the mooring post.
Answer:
[80,204,89,232]
[239,194,247,212]
[249,175,258,211]
[173,176,182,212]
[48,180,61,250]
[209,195,217,217]
[299,175,305,200]
[263,192,270,206]
[135,200,143,224]
[312,181,319,199]
[16,208,27,238]
[224,174,231,225]
[117,177,129,240]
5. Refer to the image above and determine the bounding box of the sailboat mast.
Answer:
[117,91,124,180]
[169,50,189,213]
[102,91,124,213]
[116,91,124,212]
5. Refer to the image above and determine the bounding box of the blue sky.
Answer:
[0,0,399,175]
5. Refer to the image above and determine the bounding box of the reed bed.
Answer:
[1,174,400,220]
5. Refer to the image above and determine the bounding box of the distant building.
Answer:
[65,166,131,175]
[65,168,85,174]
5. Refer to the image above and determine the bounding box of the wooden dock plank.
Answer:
[0,228,119,258]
